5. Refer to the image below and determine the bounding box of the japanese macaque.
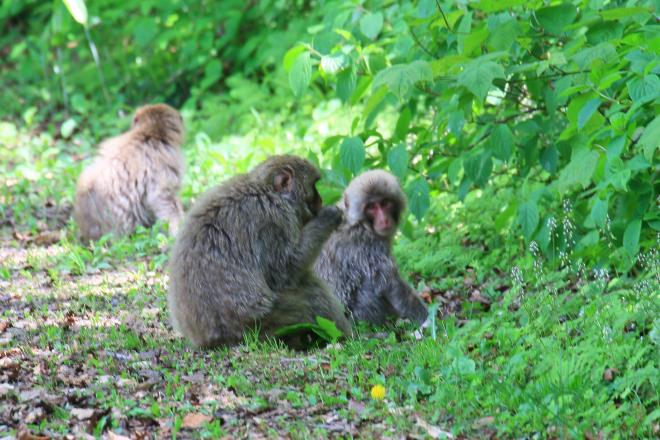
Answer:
[74,103,184,242]
[167,155,352,348]
[315,170,428,326]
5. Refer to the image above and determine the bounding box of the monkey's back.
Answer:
[316,224,398,324]
[74,131,183,241]
[168,177,300,347]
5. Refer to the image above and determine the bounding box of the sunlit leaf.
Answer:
[457,59,504,101]
[360,12,383,40]
[339,136,365,175]
[62,0,88,26]
[289,51,312,98]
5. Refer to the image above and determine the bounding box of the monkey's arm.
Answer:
[384,275,428,325]
[289,206,342,270]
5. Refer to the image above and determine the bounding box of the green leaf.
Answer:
[360,12,383,40]
[639,116,660,162]
[623,219,641,257]
[315,316,343,342]
[320,53,348,75]
[457,59,504,101]
[577,98,601,130]
[289,52,312,98]
[556,148,599,192]
[463,152,493,186]
[571,43,616,69]
[372,61,433,99]
[339,136,365,175]
[406,177,430,220]
[600,7,650,21]
[133,18,158,47]
[535,4,577,34]
[200,59,222,89]
[394,107,411,141]
[62,0,88,25]
[60,118,77,138]
[387,144,408,180]
[540,146,558,173]
[479,0,527,13]
[627,75,660,105]
[487,125,514,161]
[518,201,539,241]
[336,68,356,103]
[283,45,306,72]
[591,197,608,229]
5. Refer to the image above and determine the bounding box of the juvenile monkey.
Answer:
[315,170,428,326]
[167,155,352,348]
[74,104,184,242]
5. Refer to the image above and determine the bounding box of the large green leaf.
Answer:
[535,4,577,34]
[406,177,430,220]
[627,75,660,105]
[518,201,539,241]
[639,116,660,162]
[339,136,365,175]
[457,59,504,101]
[591,197,608,229]
[387,144,409,180]
[360,12,384,40]
[289,52,312,98]
[556,148,599,192]
[372,61,433,99]
[623,219,641,257]
[464,152,493,186]
[487,125,514,161]
[577,98,601,130]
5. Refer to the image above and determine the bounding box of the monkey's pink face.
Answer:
[365,199,397,237]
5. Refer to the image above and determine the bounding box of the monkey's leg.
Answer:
[147,189,183,235]
[384,278,428,325]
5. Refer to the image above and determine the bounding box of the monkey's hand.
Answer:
[317,205,343,229]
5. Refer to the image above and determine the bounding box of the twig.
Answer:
[434,0,452,31]
[409,27,436,58]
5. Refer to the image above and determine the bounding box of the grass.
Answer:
[1,122,658,438]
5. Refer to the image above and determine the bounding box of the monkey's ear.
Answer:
[274,168,294,193]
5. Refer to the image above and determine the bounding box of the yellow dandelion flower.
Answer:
[370,384,386,400]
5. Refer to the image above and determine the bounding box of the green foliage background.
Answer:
[1,0,657,272]
[0,1,659,437]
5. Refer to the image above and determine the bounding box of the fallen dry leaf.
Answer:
[182,412,212,429]
[106,431,131,440]
[17,426,50,440]
[473,416,495,428]
[33,230,62,246]
[602,367,619,382]
[71,408,96,420]
[416,416,454,439]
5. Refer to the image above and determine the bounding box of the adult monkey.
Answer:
[315,170,428,326]
[168,155,352,348]
[75,104,184,241]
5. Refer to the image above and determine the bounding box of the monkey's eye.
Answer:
[381,200,393,210]
[365,202,375,211]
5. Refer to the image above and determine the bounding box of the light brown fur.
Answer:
[74,104,185,241]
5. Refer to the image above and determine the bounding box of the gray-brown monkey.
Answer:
[315,170,428,326]
[74,104,184,242]
[167,155,352,348]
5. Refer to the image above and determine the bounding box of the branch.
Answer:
[434,0,452,31]
[409,27,436,58]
